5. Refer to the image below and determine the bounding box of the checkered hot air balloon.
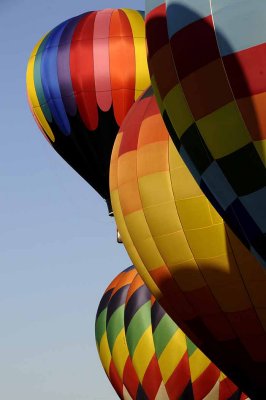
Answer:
[95,266,248,399]
[145,0,266,268]
[26,8,150,213]
[109,87,266,399]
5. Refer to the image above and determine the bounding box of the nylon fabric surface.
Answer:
[110,88,266,398]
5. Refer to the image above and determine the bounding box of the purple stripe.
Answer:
[57,15,84,116]
[124,285,151,332]
[151,301,165,332]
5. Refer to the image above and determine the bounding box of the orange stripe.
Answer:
[109,9,135,126]
[126,274,146,301]
[104,271,125,294]
[111,268,138,297]
[237,92,266,141]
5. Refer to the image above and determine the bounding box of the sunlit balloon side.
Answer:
[96,266,248,400]
[145,0,266,266]
[110,87,266,399]
[26,8,150,213]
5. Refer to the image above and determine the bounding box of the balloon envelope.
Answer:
[145,0,266,266]
[110,87,266,399]
[96,266,247,399]
[26,9,150,208]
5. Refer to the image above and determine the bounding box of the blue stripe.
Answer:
[240,187,266,233]
[211,0,266,56]
[166,0,211,38]
[145,0,164,15]
[41,20,71,135]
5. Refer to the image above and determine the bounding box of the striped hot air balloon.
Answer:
[109,87,266,399]
[145,0,266,266]
[26,8,150,212]
[96,266,248,399]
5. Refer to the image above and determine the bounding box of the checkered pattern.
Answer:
[146,0,266,267]
[96,266,247,399]
[110,88,264,398]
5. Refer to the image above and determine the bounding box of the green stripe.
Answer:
[95,309,107,347]
[34,32,53,122]
[107,305,125,352]
[126,301,151,357]
[186,336,197,357]
[153,314,177,358]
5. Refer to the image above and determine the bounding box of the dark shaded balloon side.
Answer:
[96,266,248,399]
[146,1,266,267]
[110,85,266,399]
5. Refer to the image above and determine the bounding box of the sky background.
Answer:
[0,1,144,398]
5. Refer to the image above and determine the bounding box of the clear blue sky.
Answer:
[0,1,144,398]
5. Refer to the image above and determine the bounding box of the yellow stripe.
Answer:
[122,9,150,100]
[99,332,112,375]
[159,328,187,383]
[132,326,155,382]
[26,34,55,142]
[112,329,129,379]
[151,76,165,115]
[254,139,266,166]
[125,210,165,270]
[163,83,194,139]
[219,372,226,382]
[189,348,211,382]
[110,189,162,298]
[197,101,251,159]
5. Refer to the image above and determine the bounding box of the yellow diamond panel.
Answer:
[197,101,251,159]
[163,84,194,140]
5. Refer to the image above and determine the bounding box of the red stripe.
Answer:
[170,15,220,81]
[223,42,266,98]
[219,376,239,400]
[146,3,169,59]
[123,356,140,398]
[166,352,191,399]
[143,94,160,119]
[70,12,98,131]
[142,354,163,399]
[118,97,150,156]
[109,359,123,399]
[192,362,219,400]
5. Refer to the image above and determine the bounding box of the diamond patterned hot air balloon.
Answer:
[109,87,266,399]
[96,266,248,399]
[145,0,266,267]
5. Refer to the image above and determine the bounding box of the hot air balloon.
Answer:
[109,87,266,399]
[26,8,150,214]
[96,266,248,399]
[145,1,266,266]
